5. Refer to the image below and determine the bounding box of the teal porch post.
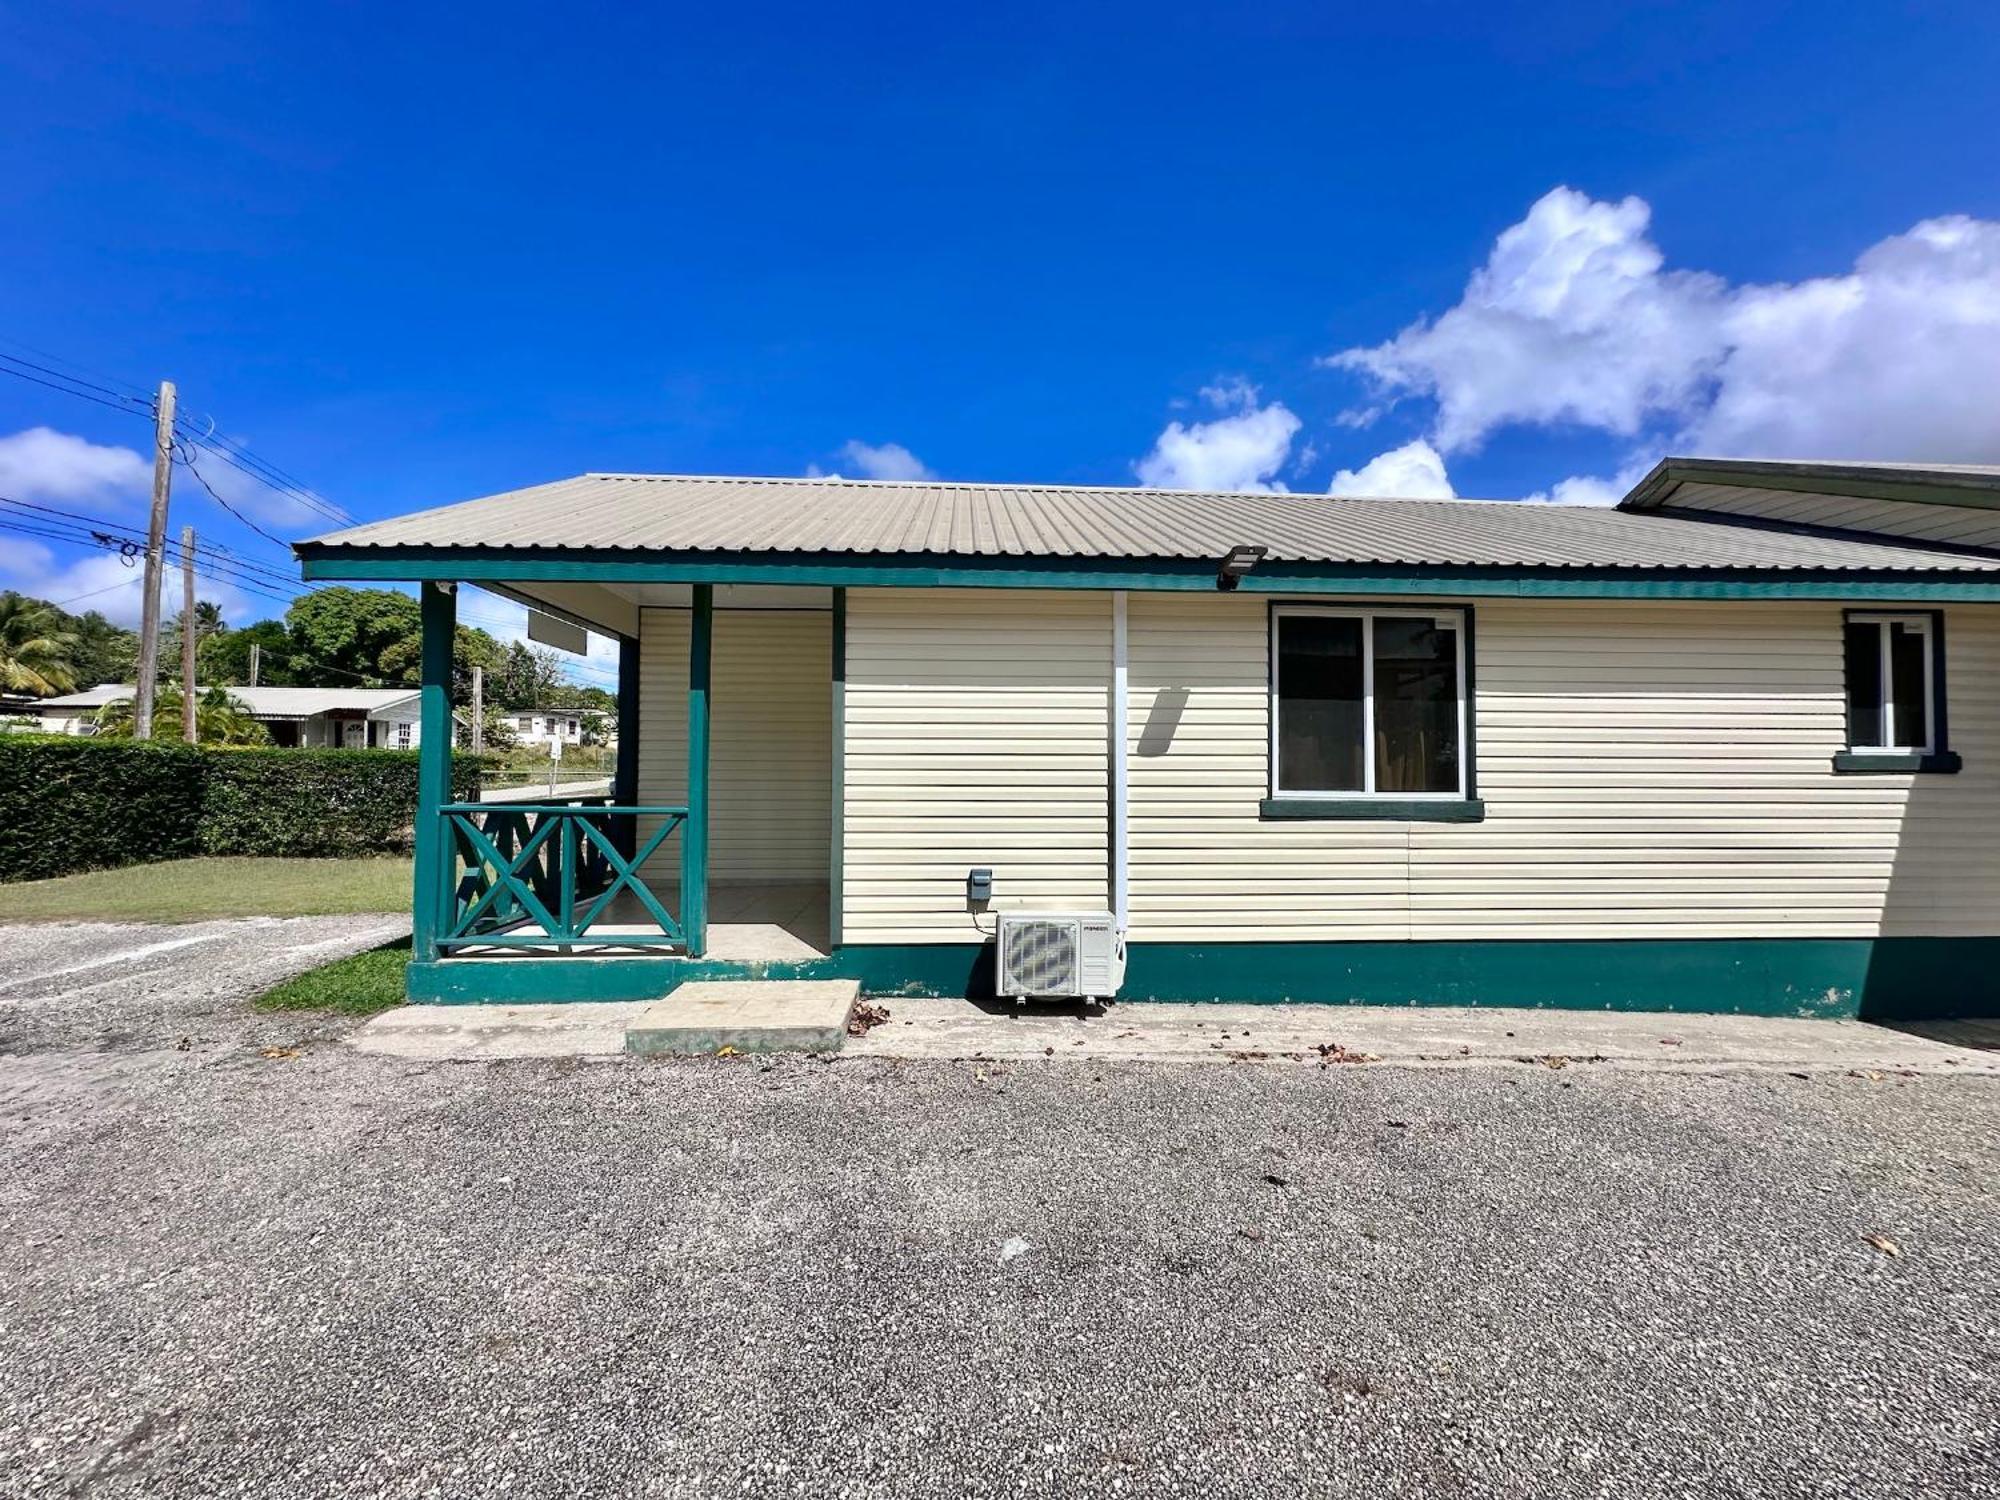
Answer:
[412,581,457,961]
[612,630,641,857]
[682,585,712,957]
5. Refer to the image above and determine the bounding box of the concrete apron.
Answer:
[346,993,2000,1073]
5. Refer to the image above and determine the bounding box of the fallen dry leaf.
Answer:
[1861,1231,1903,1258]
[259,1046,300,1061]
[846,1001,890,1036]
[1315,1043,1378,1064]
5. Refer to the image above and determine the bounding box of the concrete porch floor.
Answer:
[443,880,830,961]
[348,996,2000,1071]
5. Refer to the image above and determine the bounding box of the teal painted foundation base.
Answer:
[406,936,2000,1020]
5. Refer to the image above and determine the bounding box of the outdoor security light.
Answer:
[1216,544,1268,590]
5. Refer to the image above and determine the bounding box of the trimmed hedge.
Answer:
[0,736,206,882]
[0,735,488,882]
[198,748,483,859]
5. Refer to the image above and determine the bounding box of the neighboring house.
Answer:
[33,684,450,749]
[295,459,2000,1020]
[507,707,600,749]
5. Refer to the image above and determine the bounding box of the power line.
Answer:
[0,336,153,401]
[172,424,350,527]
[172,441,298,549]
[0,330,348,529]
[0,355,153,417]
[0,515,303,610]
[52,578,136,608]
[0,495,316,595]
[0,502,312,604]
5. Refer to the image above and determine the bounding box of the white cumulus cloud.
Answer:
[1690,214,2000,459]
[0,426,151,506]
[1326,187,2000,505]
[1328,439,1456,499]
[1135,381,1302,492]
[824,440,935,481]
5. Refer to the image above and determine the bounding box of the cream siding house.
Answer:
[294,459,2000,1019]
[32,684,444,749]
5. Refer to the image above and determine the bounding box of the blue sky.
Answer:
[3,0,1998,677]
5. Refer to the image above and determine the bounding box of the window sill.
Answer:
[1831,750,1962,774]
[1259,797,1486,822]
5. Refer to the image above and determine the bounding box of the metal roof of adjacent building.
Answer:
[1620,457,2000,512]
[35,685,421,717]
[300,472,2000,573]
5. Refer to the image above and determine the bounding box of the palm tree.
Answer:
[93,685,272,746]
[0,592,82,696]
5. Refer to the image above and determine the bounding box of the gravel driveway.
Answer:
[1,920,1995,1498]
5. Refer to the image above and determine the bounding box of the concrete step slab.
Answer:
[625,979,860,1056]
[351,1002,648,1060]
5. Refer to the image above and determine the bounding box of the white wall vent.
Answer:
[995,911,1125,999]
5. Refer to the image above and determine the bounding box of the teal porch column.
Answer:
[411,581,457,962]
[682,585,712,957]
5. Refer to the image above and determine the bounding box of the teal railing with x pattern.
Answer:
[440,801,689,949]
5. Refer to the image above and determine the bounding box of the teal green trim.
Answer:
[411,583,456,961]
[829,587,845,949]
[1260,797,1486,822]
[682,584,712,958]
[1832,750,1962,774]
[296,549,2000,602]
[405,936,2000,1020]
[407,954,834,1004]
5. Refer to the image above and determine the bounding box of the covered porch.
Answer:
[405,579,842,997]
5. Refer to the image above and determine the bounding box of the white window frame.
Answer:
[1847,612,1935,753]
[1269,605,1469,800]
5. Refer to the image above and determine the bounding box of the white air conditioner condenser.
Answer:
[994,911,1126,999]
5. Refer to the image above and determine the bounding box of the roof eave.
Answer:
[1619,457,2000,513]
[294,542,2000,602]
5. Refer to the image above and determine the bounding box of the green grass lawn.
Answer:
[1,856,414,924]
[256,938,411,1017]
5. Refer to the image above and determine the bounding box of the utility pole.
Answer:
[470,664,485,752]
[133,380,176,740]
[248,642,261,687]
[180,525,198,744]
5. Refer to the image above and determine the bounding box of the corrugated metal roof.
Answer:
[35,685,420,715]
[302,473,2000,573]
[1621,457,2000,512]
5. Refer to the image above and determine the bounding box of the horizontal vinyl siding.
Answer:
[636,608,832,882]
[1126,594,2000,942]
[1670,481,2000,550]
[842,588,1109,943]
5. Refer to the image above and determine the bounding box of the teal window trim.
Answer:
[1830,750,1962,774]
[294,547,2000,603]
[1267,601,1476,805]
[1260,797,1486,822]
[1839,607,1956,771]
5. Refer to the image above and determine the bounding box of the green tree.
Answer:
[94,685,272,745]
[161,600,227,676]
[284,587,504,701]
[59,605,138,686]
[199,618,295,685]
[0,592,82,696]
[489,639,566,709]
